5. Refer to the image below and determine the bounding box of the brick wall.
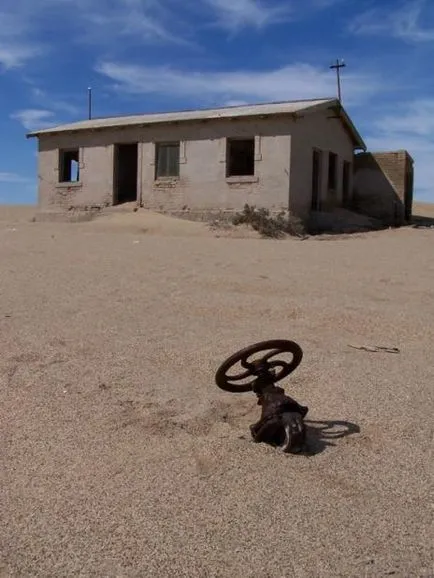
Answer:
[353,150,414,226]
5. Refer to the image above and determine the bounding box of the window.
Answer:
[155,142,180,178]
[327,152,338,190]
[59,149,79,183]
[342,160,351,206]
[311,149,322,211]
[226,138,255,177]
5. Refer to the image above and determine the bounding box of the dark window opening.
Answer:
[155,142,180,178]
[328,152,338,190]
[311,149,322,211]
[342,160,351,207]
[404,163,414,222]
[59,149,79,183]
[113,143,138,205]
[227,138,255,177]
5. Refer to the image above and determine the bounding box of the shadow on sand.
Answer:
[412,214,434,228]
[302,420,361,456]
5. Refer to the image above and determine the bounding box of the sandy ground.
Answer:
[1,205,433,578]
[413,202,434,218]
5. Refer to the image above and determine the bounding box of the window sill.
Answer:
[226,176,258,184]
[153,178,180,187]
[56,182,82,189]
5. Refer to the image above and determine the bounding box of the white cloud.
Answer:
[95,61,383,107]
[201,0,349,31]
[0,0,193,60]
[0,11,45,69]
[203,0,292,30]
[224,100,250,106]
[0,0,366,69]
[365,99,434,201]
[28,86,81,116]
[375,99,434,137]
[349,1,434,43]
[0,45,44,70]
[10,109,56,131]
[74,0,191,46]
[0,172,32,184]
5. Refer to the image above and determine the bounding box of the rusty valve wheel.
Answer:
[215,339,303,394]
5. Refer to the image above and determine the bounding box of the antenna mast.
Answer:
[329,59,346,103]
[87,87,92,120]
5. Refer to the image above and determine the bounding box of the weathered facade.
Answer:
[353,150,414,226]
[28,98,368,220]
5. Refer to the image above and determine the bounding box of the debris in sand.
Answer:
[347,344,400,354]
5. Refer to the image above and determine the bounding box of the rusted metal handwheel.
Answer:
[215,339,307,454]
[215,339,303,394]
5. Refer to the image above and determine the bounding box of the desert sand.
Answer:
[1,204,433,577]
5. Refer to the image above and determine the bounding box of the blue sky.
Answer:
[1,0,434,204]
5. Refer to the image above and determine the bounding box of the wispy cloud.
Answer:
[365,99,434,200]
[74,0,193,47]
[0,0,362,71]
[0,11,45,69]
[203,0,292,30]
[375,99,434,137]
[96,61,384,107]
[28,86,81,116]
[0,0,193,70]
[349,1,434,43]
[10,109,56,131]
[0,45,44,70]
[0,172,32,184]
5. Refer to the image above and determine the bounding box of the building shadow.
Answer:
[302,419,360,456]
[352,151,413,227]
[411,214,434,228]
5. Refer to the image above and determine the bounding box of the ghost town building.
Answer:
[27,98,414,226]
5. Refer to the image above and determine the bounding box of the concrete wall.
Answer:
[288,109,356,217]
[353,150,414,226]
[36,108,357,218]
[38,140,115,210]
[37,118,290,213]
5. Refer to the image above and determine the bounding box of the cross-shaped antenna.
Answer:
[329,59,346,103]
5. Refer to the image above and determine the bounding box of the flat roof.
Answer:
[26,97,366,150]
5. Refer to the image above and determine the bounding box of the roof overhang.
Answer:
[25,97,367,152]
[324,101,367,151]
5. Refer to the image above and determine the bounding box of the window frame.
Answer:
[154,141,181,179]
[327,151,338,191]
[311,148,322,211]
[226,137,256,178]
[58,148,80,183]
[342,160,351,207]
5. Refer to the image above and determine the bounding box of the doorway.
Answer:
[404,161,414,222]
[342,160,351,208]
[311,149,322,211]
[113,143,138,205]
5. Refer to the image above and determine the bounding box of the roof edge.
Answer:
[328,101,366,151]
[25,98,366,152]
[25,97,337,139]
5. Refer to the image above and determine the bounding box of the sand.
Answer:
[1,205,433,578]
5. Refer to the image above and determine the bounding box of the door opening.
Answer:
[342,160,351,208]
[404,161,414,222]
[311,149,322,211]
[113,143,138,205]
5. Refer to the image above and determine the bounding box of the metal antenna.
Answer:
[87,87,92,120]
[329,59,346,103]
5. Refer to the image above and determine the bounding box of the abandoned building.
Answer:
[27,98,414,225]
